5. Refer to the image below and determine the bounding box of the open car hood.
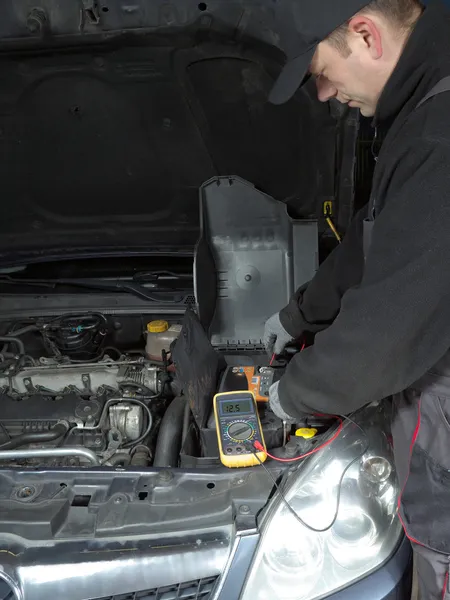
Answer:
[0,1,357,263]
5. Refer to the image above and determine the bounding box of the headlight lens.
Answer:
[240,405,402,600]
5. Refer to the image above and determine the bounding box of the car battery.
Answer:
[218,365,283,401]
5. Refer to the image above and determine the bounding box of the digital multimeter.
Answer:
[213,391,267,468]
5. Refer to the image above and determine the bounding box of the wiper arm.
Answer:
[132,270,193,284]
[57,278,181,302]
[0,276,190,303]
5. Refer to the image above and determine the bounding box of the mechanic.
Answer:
[263,0,450,598]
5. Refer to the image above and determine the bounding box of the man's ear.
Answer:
[348,15,383,59]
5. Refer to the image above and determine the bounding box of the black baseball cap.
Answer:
[269,0,371,104]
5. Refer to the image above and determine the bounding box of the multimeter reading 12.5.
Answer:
[213,391,267,468]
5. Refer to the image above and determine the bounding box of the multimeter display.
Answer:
[214,391,267,468]
[221,400,251,414]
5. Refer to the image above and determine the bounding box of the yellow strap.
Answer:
[326,217,342,243]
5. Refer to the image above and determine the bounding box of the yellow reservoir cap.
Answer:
[147,320,169,333]
[295,428,318,439]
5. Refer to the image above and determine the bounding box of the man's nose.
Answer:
[316,76,338,102]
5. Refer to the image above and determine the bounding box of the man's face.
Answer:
[310,39,385,117]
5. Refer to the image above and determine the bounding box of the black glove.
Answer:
[263,313,294,356]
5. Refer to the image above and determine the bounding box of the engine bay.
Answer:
[0,174,325,470]
[0,312,173,468]
[0,310,329,470]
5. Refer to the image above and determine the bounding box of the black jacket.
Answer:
[278,0,450,419]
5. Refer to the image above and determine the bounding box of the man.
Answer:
[263,0,450,598]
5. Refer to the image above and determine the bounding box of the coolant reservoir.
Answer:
[145,320,181,360]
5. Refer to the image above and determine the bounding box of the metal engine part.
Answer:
[0,447,100,466]
[0,393,147,464]
[0,351,168,466]
[0,356,158,466]
[109,403,142,441]
[0,358,161,397]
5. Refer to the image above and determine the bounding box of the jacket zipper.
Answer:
[371,127,379,163]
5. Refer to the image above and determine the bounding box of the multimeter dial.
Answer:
[227,421,254,441]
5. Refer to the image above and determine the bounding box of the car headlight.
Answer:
[241,404,402,600]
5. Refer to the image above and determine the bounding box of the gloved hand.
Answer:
[263,313,294,356]
[269,381,296,423]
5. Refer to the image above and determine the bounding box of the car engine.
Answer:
[0,312,171,468]
[0,359,165,467]
[0,311,294,469]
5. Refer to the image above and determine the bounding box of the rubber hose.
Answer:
[182,400,191,445]
[0,422,68,450]
[130,445,151,467]
[153,396,186,468]
[0,336,25,355]
[108,453,132,467]
[10,325,39,337]
[0,359,18,373]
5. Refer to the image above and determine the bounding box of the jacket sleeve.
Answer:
[279,138,450,419]
[279,207,366,338]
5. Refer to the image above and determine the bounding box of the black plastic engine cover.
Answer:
[0,392,104,423]
[0,393,106,450]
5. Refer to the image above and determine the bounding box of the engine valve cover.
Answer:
[0,359,160,396]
